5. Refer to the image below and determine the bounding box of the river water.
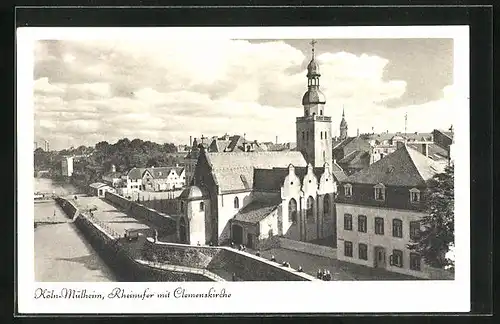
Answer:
[34,178,117,282]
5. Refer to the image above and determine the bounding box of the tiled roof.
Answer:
[253,168,289,191]
[205,151,307,193]
[232,197,282,224]
[331,162,348,182]
[366,132,433,144]
[89,182,108,189]
[407,143,449,161]
[103,172,122,179]
[127,167,146,180]
[144,167,182,179]
[332,137,356,150]
[345,145,445,187]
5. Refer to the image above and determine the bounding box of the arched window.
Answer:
[320,132,323,140]
[306,196,315,223]
[199,201,204,212]
[234,196,239,209]
[288,198,297,223]
[323,194,330,217]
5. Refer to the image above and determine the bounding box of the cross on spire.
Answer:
[310,39,317,56]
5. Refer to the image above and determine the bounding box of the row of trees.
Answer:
[92,138,180,173]
[34,138,183,180]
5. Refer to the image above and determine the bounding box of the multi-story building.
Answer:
[335,143,447,278]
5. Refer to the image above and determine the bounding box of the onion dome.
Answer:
[307,57,320,78]
[302,88,326,105]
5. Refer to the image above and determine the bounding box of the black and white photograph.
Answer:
[18,26,470,314]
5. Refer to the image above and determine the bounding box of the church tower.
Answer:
[339,108,348,140]
[296,40,333,168]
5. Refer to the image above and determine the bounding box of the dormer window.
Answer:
[374,183,386,201]
[344,183,352,197]
[410,188,420,203]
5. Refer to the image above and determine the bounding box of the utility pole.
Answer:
[404,113,408,137]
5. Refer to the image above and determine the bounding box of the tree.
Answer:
[408,163,454,269]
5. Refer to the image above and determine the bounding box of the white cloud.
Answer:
[33,39,451,150]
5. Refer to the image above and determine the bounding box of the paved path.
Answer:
[257,248,419,281]
[74,196,151,237]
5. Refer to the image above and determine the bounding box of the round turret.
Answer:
[178,185,208,200]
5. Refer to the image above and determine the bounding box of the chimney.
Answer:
[421,143,429,157]
[276,136,278,145]
[357,128,359,137]
[189,136,192,147]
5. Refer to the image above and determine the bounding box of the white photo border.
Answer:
[17,26,470,314]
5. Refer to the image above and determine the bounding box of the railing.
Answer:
[84,213,121,239]
[136,259,226,281]
[296,115,332,122]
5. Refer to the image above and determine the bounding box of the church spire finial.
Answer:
[342,106,345,118]
[310,39,317,58]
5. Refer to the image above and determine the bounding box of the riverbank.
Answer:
[34,178,116,282]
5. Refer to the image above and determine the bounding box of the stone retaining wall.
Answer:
[142,240,316,281]
[54,197,78,219]
[105,192,178,238]
[57,197,215,281]
[277,237,337,259]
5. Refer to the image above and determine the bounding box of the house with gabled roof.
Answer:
[335,143,447,278]
[141,166,185,192]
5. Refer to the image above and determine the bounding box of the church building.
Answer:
[175,41,347,248]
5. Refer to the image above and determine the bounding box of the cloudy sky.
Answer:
[34,38,454,150]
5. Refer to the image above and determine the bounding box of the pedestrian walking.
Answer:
[297,266,303,272]
[324,270,332,281]
[232,273,236,281]
[255,250,261,257]
[317,269,323,279]
[270,255,276,262]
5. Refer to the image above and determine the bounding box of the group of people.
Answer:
[317,269,332,281]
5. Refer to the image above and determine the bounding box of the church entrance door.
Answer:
[232,224,243,245]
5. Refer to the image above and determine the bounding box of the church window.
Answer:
[288,198,297,223]
[306,196,315,223]
[321,132,323,140]
[199,201,204,212]
[323,194,330,217]
[234,196,240,209]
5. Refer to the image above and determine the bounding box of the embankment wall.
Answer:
[105,192,177,239]
[57,197,214,281]
[142,240,315,281]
